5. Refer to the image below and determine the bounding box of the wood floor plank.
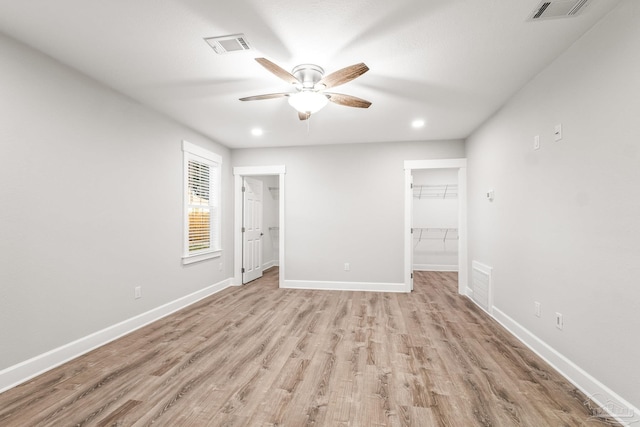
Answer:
[0,268,620,426]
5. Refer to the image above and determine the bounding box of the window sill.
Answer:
[182,250,222,265]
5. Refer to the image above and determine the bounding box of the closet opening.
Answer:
[233,166,286,288]
[412,169,459,273]
[241,175,280,284]
[403,159,467,294]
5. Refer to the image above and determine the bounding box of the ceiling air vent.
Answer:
[527,0,591,21]
[204,34,251,54]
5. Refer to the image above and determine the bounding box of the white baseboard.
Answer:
[0,277,236,394]
[262,259,278,270]
[488,305,639,425]
[413,264,458,272]
[283,279,407,293]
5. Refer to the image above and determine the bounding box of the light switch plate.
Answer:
[554,124,562,141]
[555,312,563,330]
[486,190,495,202]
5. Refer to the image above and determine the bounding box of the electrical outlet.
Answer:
[134,286,141,299]
[555,312,563,330]
[534,135,540,150]
[344,263,350,271]
[534,301,541,317]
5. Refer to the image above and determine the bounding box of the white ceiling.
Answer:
[0,0,620,149]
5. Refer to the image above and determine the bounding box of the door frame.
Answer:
[233,165,286,288]
[404,159,467,295]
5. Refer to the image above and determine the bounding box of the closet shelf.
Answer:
[413,227,458,244]
[413,184,458,199]
[268,187,280,197]
[269,226,279,231]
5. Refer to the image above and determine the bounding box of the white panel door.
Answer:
[242,177,263,283]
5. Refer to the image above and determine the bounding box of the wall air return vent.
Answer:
[471,261,493,313]
[527,0,591,21]
[204,34,251,54]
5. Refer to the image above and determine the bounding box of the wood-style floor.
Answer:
[0,269,617,426]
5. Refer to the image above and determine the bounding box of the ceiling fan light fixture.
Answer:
[288,91,329,114]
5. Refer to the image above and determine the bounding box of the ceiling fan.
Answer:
[240,58,372,120]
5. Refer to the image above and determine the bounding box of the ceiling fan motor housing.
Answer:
[291,64,324,89]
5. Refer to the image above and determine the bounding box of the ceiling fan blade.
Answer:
[326,93,372,108]
[315,63,369,90]
[298,111,310,121]
[255,58,300,86]
[239,92,290,101]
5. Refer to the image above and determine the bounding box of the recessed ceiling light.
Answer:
[251,128,263,136]
[412,119,425,128]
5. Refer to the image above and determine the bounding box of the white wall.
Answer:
[0,34,234,374]
[466,0,640,416]
[232,140,465,290]
[412,169,458,270]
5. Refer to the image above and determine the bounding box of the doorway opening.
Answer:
[412,169,459,272]
[241,175,280,284]
[233,166,285,288]
[404,159,467,294]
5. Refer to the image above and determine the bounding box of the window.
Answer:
[182,141,221,264]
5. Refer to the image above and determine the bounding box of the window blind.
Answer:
[187,160,212,252]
